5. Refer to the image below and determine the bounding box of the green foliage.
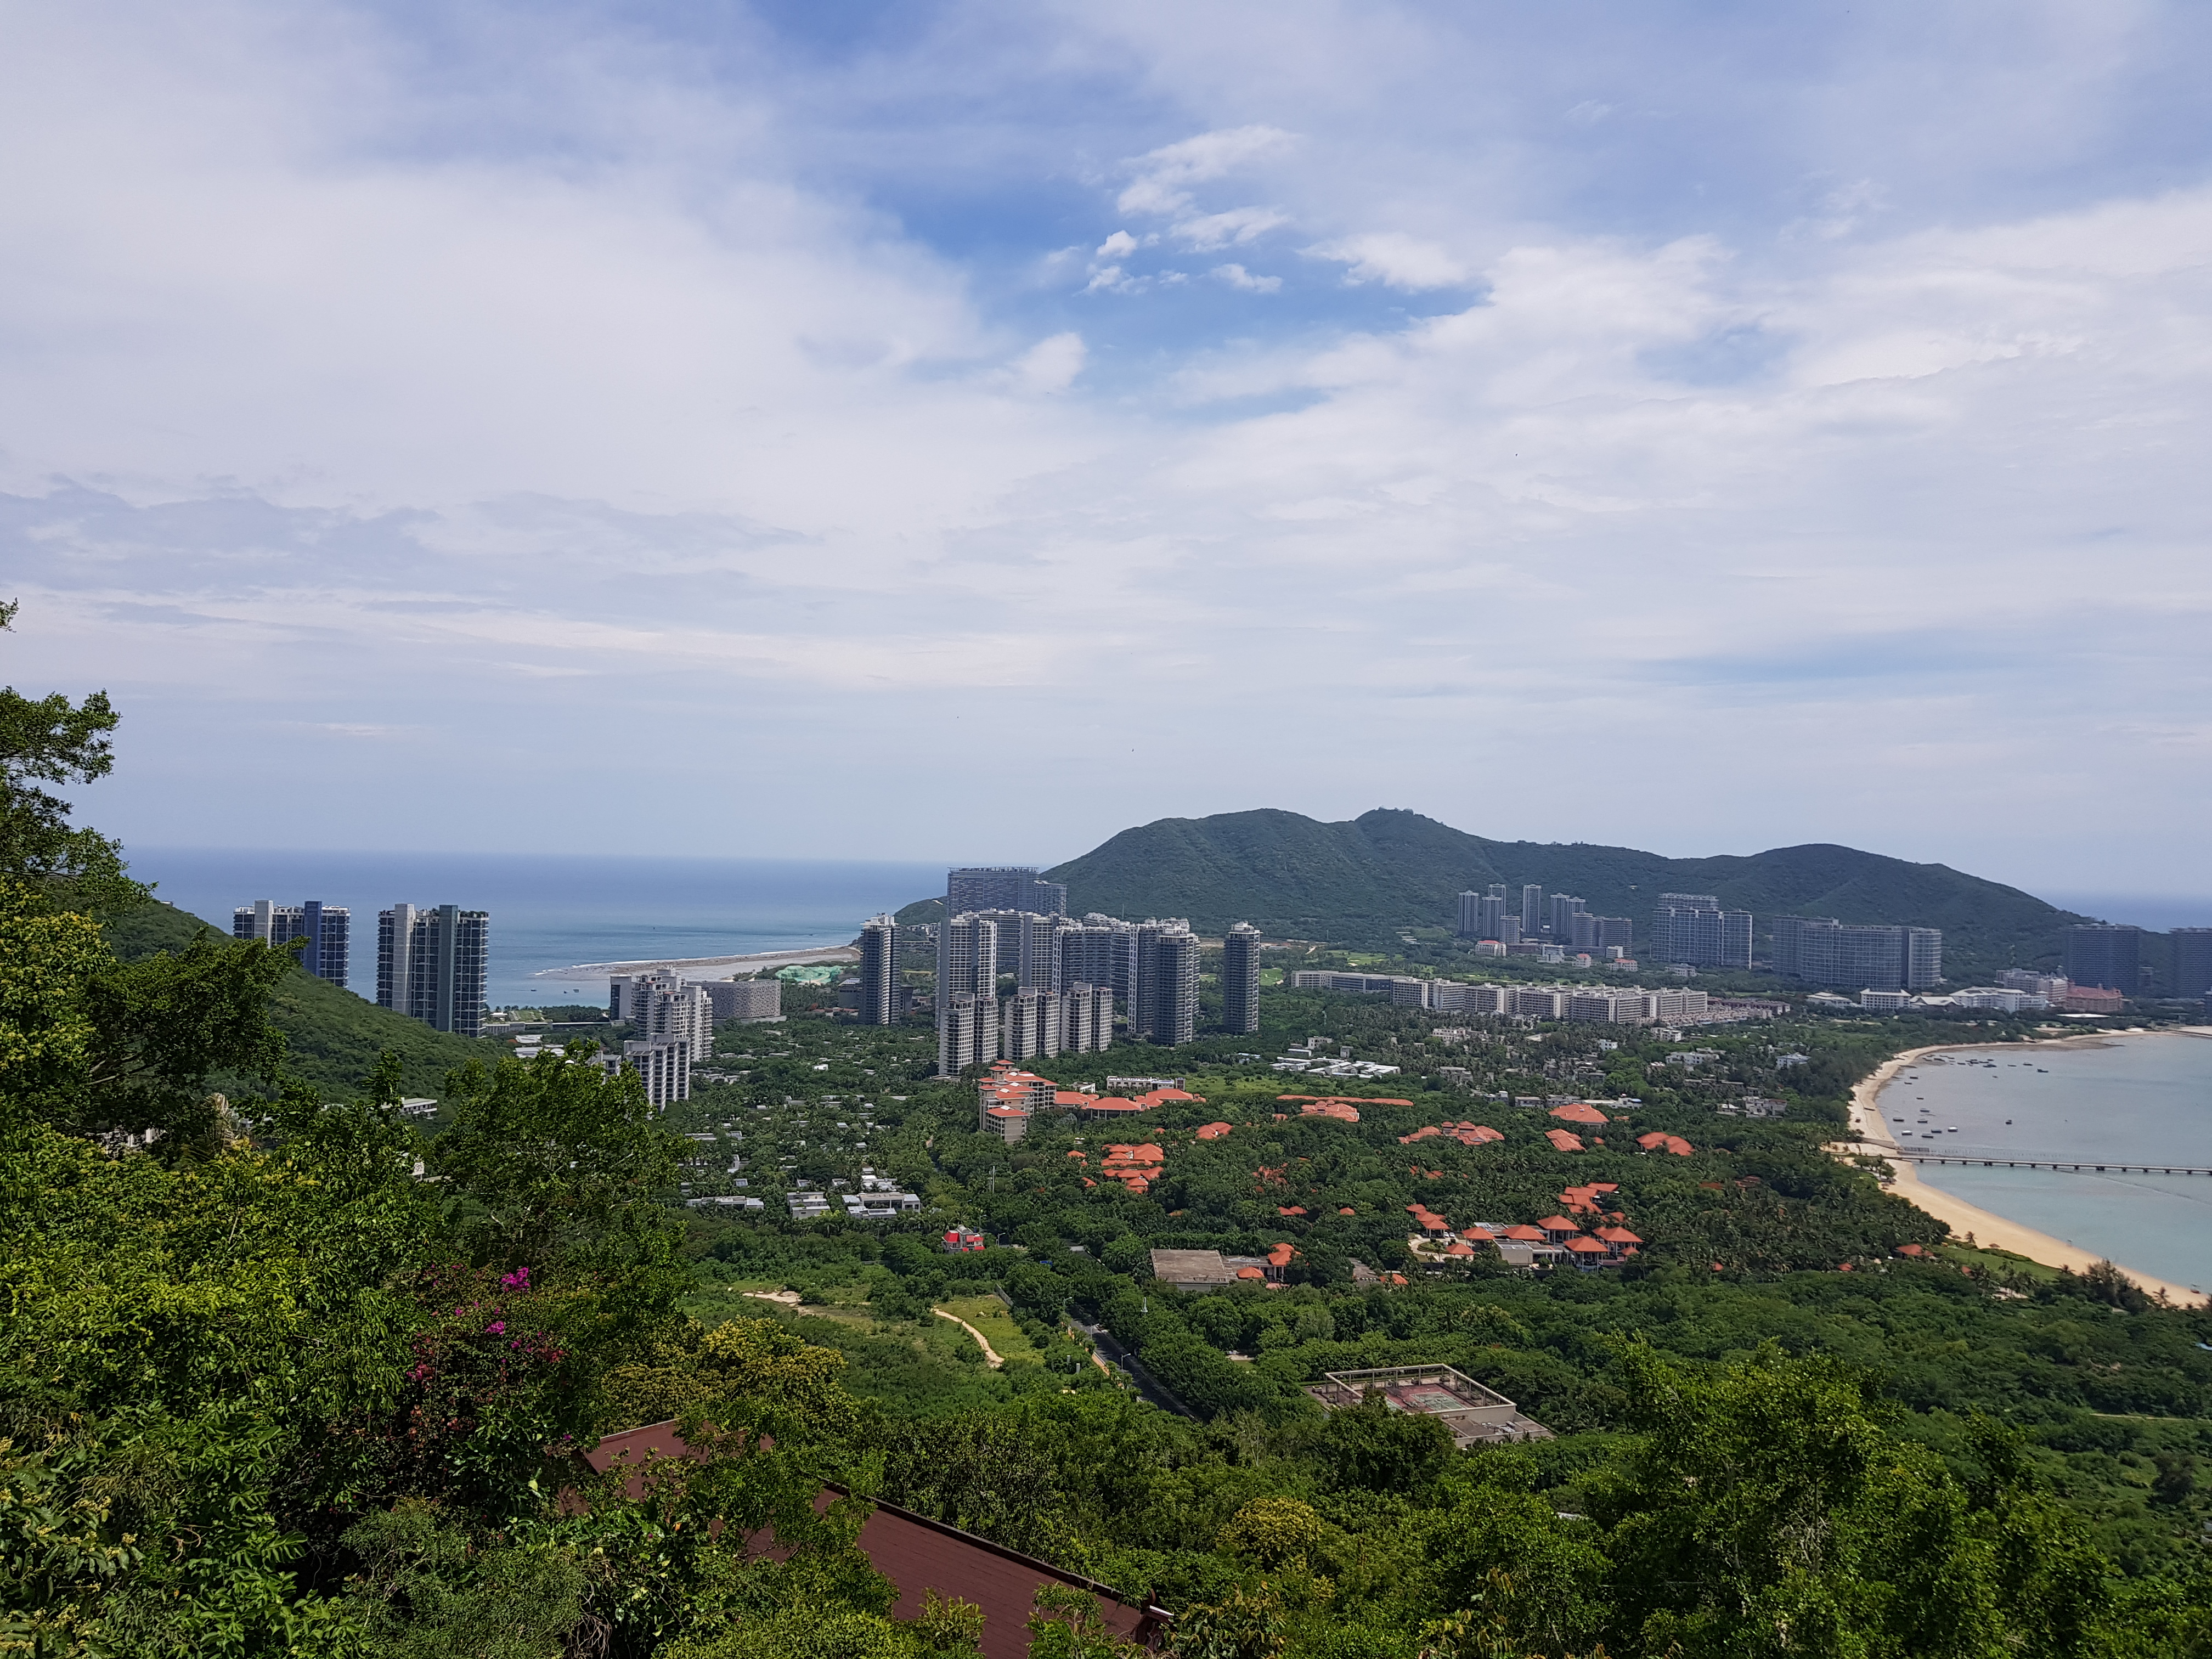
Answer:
[1026,805,2089,973]
[1026,1585,1146,1659]
[0,600,140,915]
[100,899,498,1099]
[1314,1398,1454,1494]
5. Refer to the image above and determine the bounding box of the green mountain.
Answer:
[908,808,2090,980]
[101,901,502,1098]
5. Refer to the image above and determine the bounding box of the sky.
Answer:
[4,0,2210,899]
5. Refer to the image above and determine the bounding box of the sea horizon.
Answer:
[127,845,947,1008]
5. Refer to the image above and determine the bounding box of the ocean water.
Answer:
[1879,1033,2212,1294]
[128,847,943,1008]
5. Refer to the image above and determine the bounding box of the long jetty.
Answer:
[1866,1148,2212,1178]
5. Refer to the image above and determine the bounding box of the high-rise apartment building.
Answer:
[936,913,1001,1075]
[969,910,1060,990]
[858,914,901,1025]
[937,994,998,1076]
[2063,924,2142,992]
[595,1039,690,1108]
[1001,990,1063,1061]
[1062,983,1113,1053]
[377,904,489,1036]
[693,979,782,1023]
[1455,891,1482,938]
[1548,894,1587,941]
[2174,929,2212,999]
[1520,884,1546,936]
[1222,922,1262,1034]
[1054,921,1120,994]
[625,972,714,1061]
[1651,895,1752,970]
[234,900,351,985]
[946,867,1066,918]
[1772,917,1942,991]
[1136,926,1199,1046]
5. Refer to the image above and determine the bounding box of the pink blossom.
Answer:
[486,1321,507,1334]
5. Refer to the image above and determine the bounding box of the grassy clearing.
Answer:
[1940,1242,2065,1284]
[934,1293,1039,1364]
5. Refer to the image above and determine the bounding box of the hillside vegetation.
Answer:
[101,899,499,1097]
[997,806,2090,977]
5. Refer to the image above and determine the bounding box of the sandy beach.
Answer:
[1833,1037,2209,1309]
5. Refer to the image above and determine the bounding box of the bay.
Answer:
[1881,1031,2212,1295]
[126,847,943,1008]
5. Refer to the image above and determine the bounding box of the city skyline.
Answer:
[8,3,2211,897]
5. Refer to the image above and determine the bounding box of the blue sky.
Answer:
[3,0,2210,898]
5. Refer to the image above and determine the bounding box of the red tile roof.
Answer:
[1549,1101,1611,1125]
[1544,1128,1586,1152]
[1194,1122,1234,1139]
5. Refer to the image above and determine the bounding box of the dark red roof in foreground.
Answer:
[581,1423,1166,1659]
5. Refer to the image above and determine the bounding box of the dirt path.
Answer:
[933,1308,1005,1368]
[1830,1042,2207,1307]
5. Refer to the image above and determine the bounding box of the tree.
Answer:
[1316,1396,1454,1494]
[0,600,138,913]
[1591,1341,2002,1658]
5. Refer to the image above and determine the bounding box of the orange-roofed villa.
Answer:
[1194,1121,1234,1139]
[1549,1101,1611,1125]
[1544,1128,1586,1153]
[1637,1132,1695,1156]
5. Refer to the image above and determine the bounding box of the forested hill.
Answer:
[101,900,500,1097]
[1041,808,2089,972]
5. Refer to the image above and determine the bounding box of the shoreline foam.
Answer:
[1832,1034,2210,1309]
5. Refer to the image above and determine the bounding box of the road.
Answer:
[531,944,858,980]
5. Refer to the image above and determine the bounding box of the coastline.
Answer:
[1833,1035,2211,1309]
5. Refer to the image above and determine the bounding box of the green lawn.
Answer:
[933,1294,1039,1364]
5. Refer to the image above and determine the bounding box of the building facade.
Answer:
[692,978,782,1023]
[858,914,901,1025]
[2175,928,2212,999]
[1001,990,1063,1061]
[594,1037,690,1107]
[1136,924,1198,1046]
[946,866,1066,918]
[234,900,352,985]
[1222,921,1262,1034]
[1650,894,1752,969]
[376,903,489,1036]
[1062,982,1113,1053]
[2063,924,2142,993]
[624,972,714,1060]
[937,993,998,1076]
[1771,917,1942,991]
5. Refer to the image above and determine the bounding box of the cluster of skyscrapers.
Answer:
[1456,885,1633,955]
[891,867,1265,1076]
[1452,883,1946,991]
[235,898,490,1036]
[602,973,782,1105]
[2062,924,2212,998]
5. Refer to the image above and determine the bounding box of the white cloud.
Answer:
[1115,125,1297,217]
[1001,332,1087,394]
[1171,206,1290,250]
[1211,263,1282,293]
[5,1,2210,881]
[1083,264,1143,294]
[1305,233,1472,290]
